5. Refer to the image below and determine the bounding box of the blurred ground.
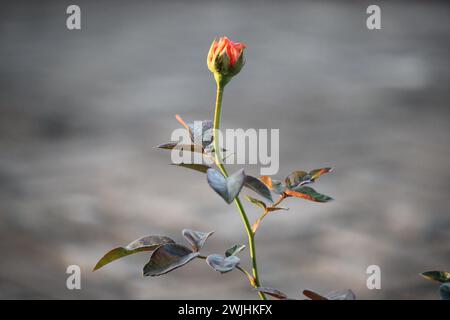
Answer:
[0,0,449,299]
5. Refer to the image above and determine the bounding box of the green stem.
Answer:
[213,79,266,300]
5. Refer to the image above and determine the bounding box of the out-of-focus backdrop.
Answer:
[1,0,449,299]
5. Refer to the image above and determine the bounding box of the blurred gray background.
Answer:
[1,0,449,299]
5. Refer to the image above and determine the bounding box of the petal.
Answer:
[217,37,229,54]
[207,40,218,63]
[226,45,236,66]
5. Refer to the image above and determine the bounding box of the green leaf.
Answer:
[244,175,273,203]
[285,186,333,203]
[93,236,175,271]
[440,283,450,300]
[173,163,211,173]
[225,244,246,257]
[157,142,178,150]
[245,195,267,210]
[174,166,272,203]
[182,229,214,252]
[206,168,245,204]
[285,168,333,189]
[285,171,309,188]
[309,167,333,181]
[206,254,240,273]
[271,180,287,194]
[260,176,287,195]
[156,142,204,154]
[303,290,327,300]
[256,287,289,300]
[143,243,199,277]
[421,271,450,283]
[324,289,356,300]
[303,289,355,300]
[267,206,289,212]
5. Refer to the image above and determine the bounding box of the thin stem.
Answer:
[271,194,287,208]
[213,85,225,175]
[252,209,269,234]
[213,81,266,300]
[253,194,287,233]
[236,266,256,286]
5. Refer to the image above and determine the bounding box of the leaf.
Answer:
[309,167,333,181]
[93,236,175,271]
[285,168,333,189]
[440,283,450,300]
[259,176,273,188]
[256,287,289,300]
[175,115,213,148]
[187,120,213,148]
[156,142,204,154]
[206,168,246,204]
[267,206,289,212]
[245,195,267,210]
[175,165,274,204]
[143,243,199,277]
[206,254,240,273]
[173,163,211,173]
[303,290,327,300]
[421,271,450,283]
[182,229,214,252]
[244,175,273,202]
[156,142,178,150]
[269,180,286,194]
[225,244,246,257]
[260,176,287,195]
[285,171,309,188]
[173,166,272,203]
[285,186,333,203]
[303,289,355,300]
[324,289,356,300]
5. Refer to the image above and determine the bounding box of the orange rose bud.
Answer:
[207,36,246,84]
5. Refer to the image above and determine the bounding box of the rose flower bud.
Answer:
[207,36,246,85]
